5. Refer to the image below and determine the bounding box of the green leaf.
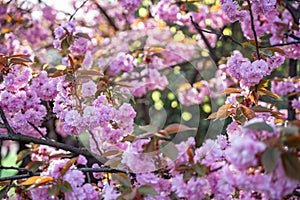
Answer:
[111,173,131,188]
[75,32,91,40]
[244,122,274,132]
[262,148,280,173]
[160,142,178,161]
[16,149,31,164]
[61,38,70,50]
[47,184,60,197]
[60,181,73,193]
[186,3,198,12]
[138,185,158,196]
[28,161,44,172]
[281,152,300,182]
[193,163,207,177]
[65,74,74,82]
[0,185,10,199]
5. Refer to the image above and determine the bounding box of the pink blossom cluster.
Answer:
[271,78,300,96]
[177,81,210,106]
[118,0,142,12]
[219,0,247,23]
[292,98,300,111]
[121,139,157,173]
[107,120,297,199]
[29,158,98,200]
[226,51,284,87]
[125,68,169,97]
[0,67,59,137]
[53,21,90,55]
[54,81,136,140]
[220,0,300,59]
[108,53,136,76]
[220,0,276,23]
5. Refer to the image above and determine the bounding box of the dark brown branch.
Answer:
[93,1,119,31]
[0,173,40,182]
[0,107,16,135]
[0,133,107,164]
[288,59,298,121]
[77,167,134,176]
[195,27,242,47]
[259,40,300,48]
[284,0,300,25]
[0,166,33,173]
[28,121,46,139]
[69,0,89,21]
[190,16,220,64]
[246,0,260,60]
[0,167,134,182]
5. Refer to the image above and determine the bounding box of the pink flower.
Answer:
[82,80,97,97]
[226,135,266,170]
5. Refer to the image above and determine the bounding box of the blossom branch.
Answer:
[288,59,298,120]
[0,167,134,182]
[0,107,16,135]
[0,133,107,164]
[193,26,242,47]
[93,0,119,31]
[69,0,89,21]
[0,173,40,182]
[190,16,220,64]
[283,0,300,25]
[246,0,261,60]
[259,40,300,48]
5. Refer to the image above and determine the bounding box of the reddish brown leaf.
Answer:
[18,176,53,186]
[60,157,78,176]
[258,88,281,99]
[240,106,256,119]
[163,124,196,134]
[222,88,242,94]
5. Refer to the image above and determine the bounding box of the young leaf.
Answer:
[60,157,78,176]
[163,124,196,134]
[104,157,122,167]
[160,142,178,161]
[47,184,60,197]
[16,149,31,164]
[244,122,274,132]
[258,88,281,99]
[240,106,256,119]
[262,148,280,173]
[0,185,10,200]
[75,32,91,40]
[138,185,158,196]
[60,181,73,193]
[281,152,300,182]
[19,176,53,186]
[102,150,122,157]
[222,88,242,94]
[111,173,131,188]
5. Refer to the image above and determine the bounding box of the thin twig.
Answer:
[194,27,242,47]
[89,131,103,155]
[259,40,300,48]
[77,167,135,176]
[28,121,47,139]
[69,0,89,21]
[0,107,16,135]
[246,0,261,60]
[190,16,220,64]
[93,1,119,31]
